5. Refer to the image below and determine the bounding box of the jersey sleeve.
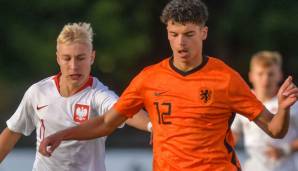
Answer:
[92,83,119,115]
[92,82,125,128]
[228,71,264,121]
[6,86,36,136]
[113,71,145,118]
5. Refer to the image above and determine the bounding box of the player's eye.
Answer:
[77,56,86,61]
[170,32,178,37]
[185,31,195,37]
[185,33,194,37]
[62,56,71,61]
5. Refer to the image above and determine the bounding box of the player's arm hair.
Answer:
[53,108,127,141]
[0,128,22,163]
[254,107,289,139]
[39,108,128,157]
[125,109,151,132]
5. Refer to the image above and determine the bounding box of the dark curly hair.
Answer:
[160,0,208,26]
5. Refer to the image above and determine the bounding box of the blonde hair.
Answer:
[250,50,282,70]
[57,22,94,49]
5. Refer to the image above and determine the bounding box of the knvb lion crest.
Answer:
[74,104,90,124]
[199,88,213,105]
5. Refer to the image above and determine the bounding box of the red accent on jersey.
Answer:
[53,73,93,94]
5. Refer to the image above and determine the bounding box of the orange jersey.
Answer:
[114,56,264,171]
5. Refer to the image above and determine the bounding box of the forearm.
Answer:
[53,108,127,141]
[39,108,127,157]
[57,116,114,141]
[255,108,289,138]
[268,108,290,138]
[126,110,151,132]
[0,128,21,162]
[266,75,298,138]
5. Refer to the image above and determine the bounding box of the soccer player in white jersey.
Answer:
[232,51,298,171]
[0,22,151,171]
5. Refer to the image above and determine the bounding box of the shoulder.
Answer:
[207,57,239,75]
[206,56,243,84]
[90,77,118,98]
[142,59,167,73]
[26,76,54,95]
[137,58,169,78]
[91,77,108,91]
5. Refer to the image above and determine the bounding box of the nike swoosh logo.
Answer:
[37,105,48,110]
[154,91,168,96]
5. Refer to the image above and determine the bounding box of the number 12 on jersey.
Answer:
[154,102,172,124]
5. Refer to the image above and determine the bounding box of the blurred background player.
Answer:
[232,51,298,171]
[0,22,151,171]
[39,1,298,171]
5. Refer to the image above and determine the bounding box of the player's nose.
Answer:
[69,58,80,70]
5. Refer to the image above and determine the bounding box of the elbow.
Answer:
[270,133,285,139]
[268,127,288,139]
[103,126,115,136]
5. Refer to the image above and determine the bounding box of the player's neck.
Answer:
[254,88,278,102]
[59,77,86,97]
[173,55,203,72]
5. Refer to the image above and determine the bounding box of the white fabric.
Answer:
[232,97,298,171]
[7,76,119,171]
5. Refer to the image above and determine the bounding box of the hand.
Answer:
[277,76,298,110]
[265,144,284,160]
[39,133,63,157]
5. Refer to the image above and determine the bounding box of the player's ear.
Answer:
[201,26,208,40]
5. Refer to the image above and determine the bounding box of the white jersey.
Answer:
[6,74,119,171]
[232,97,298,171]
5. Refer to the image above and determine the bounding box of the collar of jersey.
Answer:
[53,72,93,95]
[169,55,209,76]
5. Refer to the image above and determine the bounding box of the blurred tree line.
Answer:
[0,0,297,147]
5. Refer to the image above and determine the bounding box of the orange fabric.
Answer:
[114,57,264,171]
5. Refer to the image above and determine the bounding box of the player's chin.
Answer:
[175,55,191,62]
[69,74,83,80]
[68,77,84,87]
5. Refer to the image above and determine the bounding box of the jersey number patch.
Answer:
[154,102,172,124]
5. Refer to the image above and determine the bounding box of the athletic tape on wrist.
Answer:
[147,122,152,132]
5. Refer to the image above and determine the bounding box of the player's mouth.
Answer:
[69,74,82,80]
[177,49,189,57]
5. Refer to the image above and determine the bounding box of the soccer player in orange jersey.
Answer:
[39,0,298,170]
